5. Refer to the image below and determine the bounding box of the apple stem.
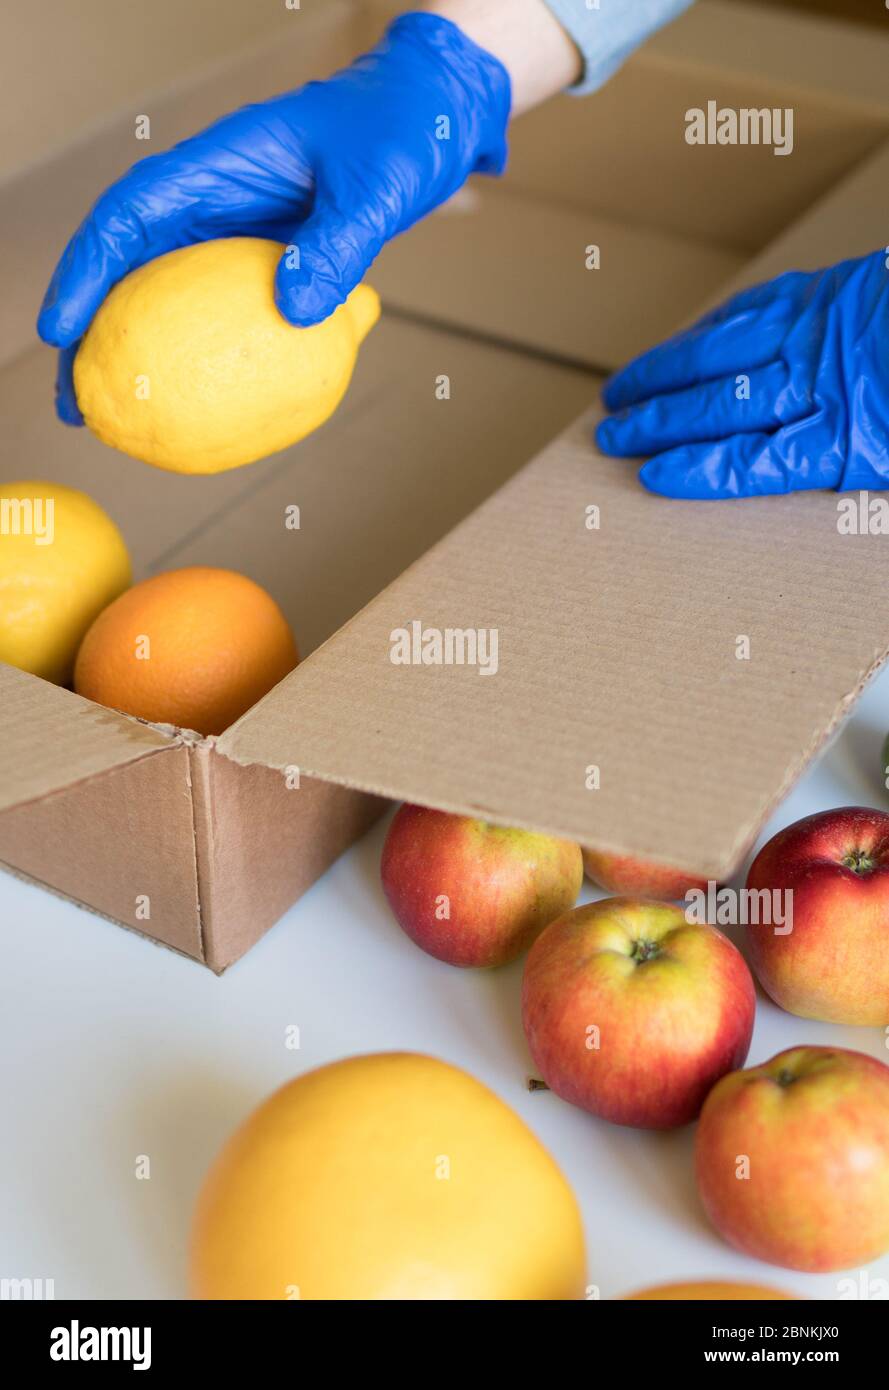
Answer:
[527,1077,549,1092]
[842,848,875,875]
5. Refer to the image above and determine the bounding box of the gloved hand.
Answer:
[596,250,889,499]
[37,12,511,424]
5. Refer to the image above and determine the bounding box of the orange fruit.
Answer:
[190,1053,586,1300]
[74,566,298,736]
[625,1281,794,1300]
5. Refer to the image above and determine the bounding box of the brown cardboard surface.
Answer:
[219,406,889,881]
[0,742,203,957]
[739,0,888,25]
[683,0,889,100]
[0,662,170,815]
[160,317,598,653]
[371,185,742,371]
[192,749,386,972]
[496,10,889,256]
[0,0,297,182]
[704,138,889,295]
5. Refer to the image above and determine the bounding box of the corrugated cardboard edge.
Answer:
[715,646,889,870]
[6,637,884,957]
[0,739,205,957]
[0,722,385,974]
[216,606,889,885]
[188,740,387,973]
[185,738,214,967]
[0,661,175,815]
[0,855,208,969]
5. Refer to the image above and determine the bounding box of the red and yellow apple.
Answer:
[380,804,583,967]
[521,898,755,1128]
[582,847,708,902]
[625,1282,794,1301]
[695,1045,889,1272]
[746,807,889,1025]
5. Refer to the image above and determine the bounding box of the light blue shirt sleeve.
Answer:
[543,0,696,94]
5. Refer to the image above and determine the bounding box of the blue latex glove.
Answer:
[37,12,511,425]
[596,250,889,499]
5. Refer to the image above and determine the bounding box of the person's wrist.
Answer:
[384,12,512,175]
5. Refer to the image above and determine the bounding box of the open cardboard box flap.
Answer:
[0,663,171,815]
[217,411,889,881]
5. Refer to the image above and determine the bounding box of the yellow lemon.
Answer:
[73,238,380,474]
[190,1053,586,1300]
[0,480,130,684]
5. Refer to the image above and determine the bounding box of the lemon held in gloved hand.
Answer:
[73,238,379,474]
[38,14,508,426]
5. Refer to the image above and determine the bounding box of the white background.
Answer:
[2,667,888,1302]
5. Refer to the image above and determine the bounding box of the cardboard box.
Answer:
[2,0,889,969]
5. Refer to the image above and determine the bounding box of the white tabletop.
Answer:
[3,666,889,1302]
